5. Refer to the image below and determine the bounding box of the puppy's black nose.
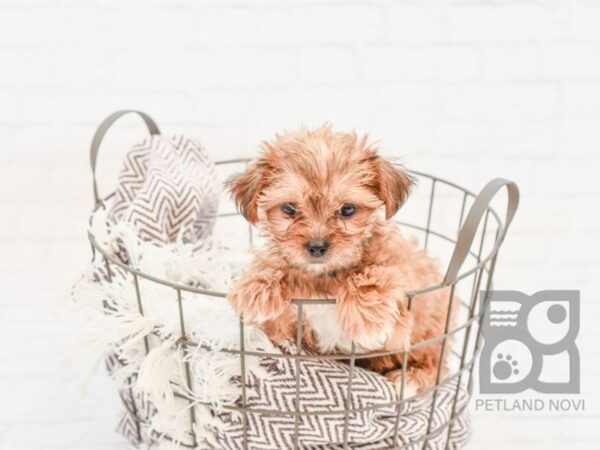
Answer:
[306,239,329,257]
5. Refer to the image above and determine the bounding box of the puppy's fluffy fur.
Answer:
[228,125,453,395]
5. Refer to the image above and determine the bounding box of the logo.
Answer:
[479,290,580,394]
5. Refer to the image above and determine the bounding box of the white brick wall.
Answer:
[1,1,599,449]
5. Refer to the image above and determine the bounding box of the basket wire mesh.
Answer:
[87,110,519,450]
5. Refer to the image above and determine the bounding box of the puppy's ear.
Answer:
[228,160,270,224]
[373,157,414,219]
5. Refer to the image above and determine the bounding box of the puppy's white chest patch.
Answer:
[304,304,353,353]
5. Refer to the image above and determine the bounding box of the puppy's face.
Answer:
[229,125,413,274]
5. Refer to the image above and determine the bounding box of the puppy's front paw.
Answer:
[336,268,398,350]
[385,369,419,399]
[228,269,288,324]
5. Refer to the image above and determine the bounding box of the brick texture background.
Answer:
[1,1,599,449]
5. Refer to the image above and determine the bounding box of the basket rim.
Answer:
[87,162,503,300]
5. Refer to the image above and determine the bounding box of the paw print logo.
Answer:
[479,290,579,394]
[484,339,531,386]
[493,354,519,380]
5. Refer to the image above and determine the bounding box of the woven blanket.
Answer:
[211,351,471,450]
[110,134,218,249]
[105,339,471,450]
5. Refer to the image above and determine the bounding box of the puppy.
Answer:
[228,124,454,396]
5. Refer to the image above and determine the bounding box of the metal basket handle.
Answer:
[90,110,161,206]
[443,178,519,285]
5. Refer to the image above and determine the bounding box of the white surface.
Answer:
[1,1,599,449]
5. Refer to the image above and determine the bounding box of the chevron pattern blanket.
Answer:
[106,335,471,450]
[110,134,218,249]
[210,351,472,450]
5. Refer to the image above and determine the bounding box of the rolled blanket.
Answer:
[110,133,218,250]
[211,346,471,450]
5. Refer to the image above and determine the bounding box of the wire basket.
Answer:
[87,111,519,450]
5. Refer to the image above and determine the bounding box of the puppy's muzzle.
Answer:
[306,239,329,257]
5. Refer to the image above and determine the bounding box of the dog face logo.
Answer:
[479,290,580,394]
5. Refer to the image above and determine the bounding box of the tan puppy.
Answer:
[228,125,453,395]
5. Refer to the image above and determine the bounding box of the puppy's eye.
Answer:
[338,203,356,217]
[281,202,297,216]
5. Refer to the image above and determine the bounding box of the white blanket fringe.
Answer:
[69,209,271,447]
